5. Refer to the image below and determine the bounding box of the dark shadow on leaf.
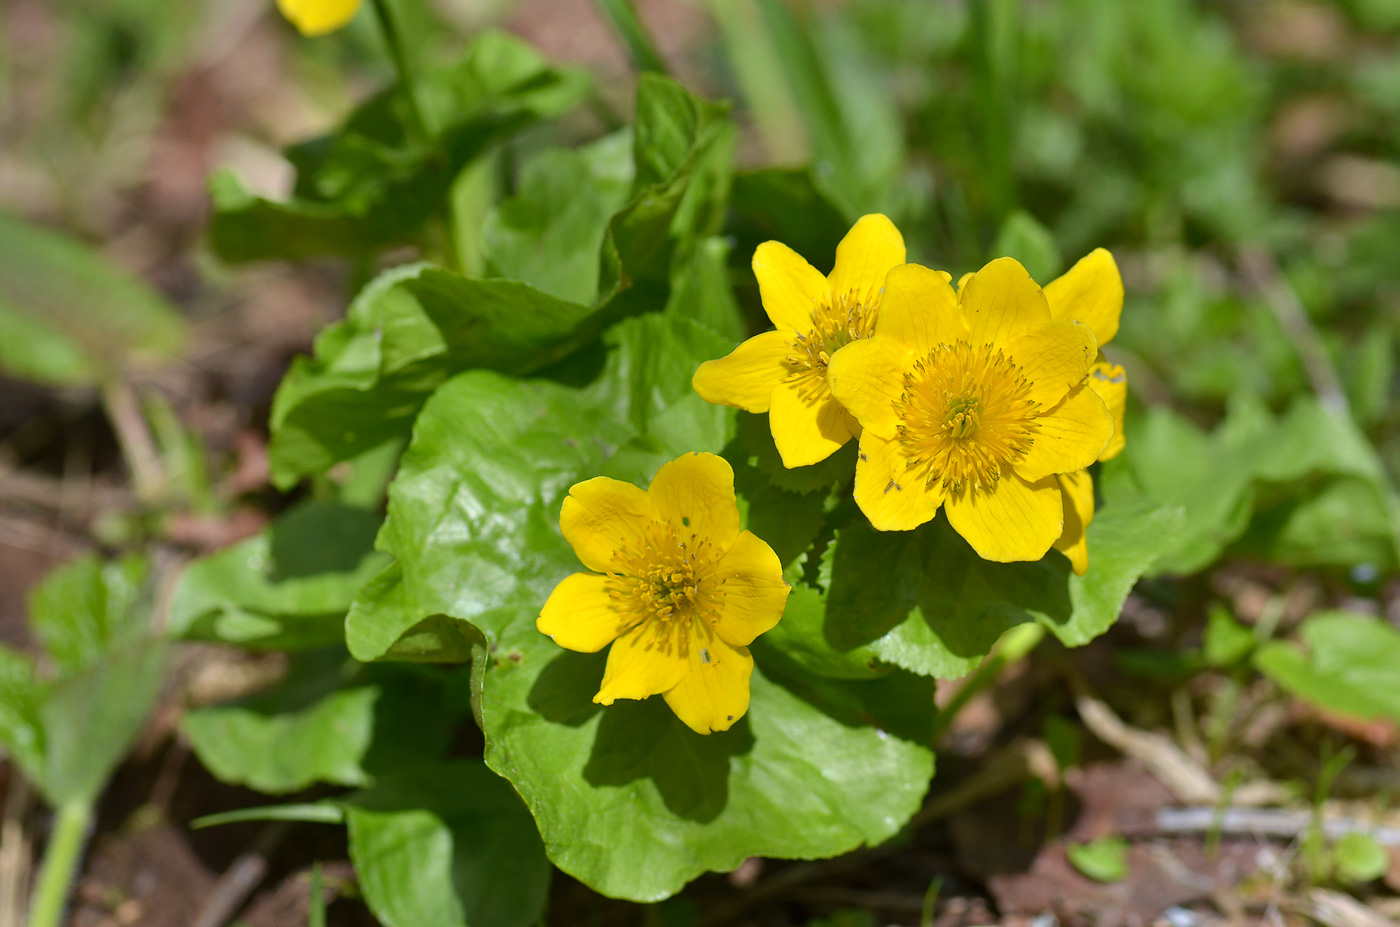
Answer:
[583,698,753,823]
[823,519,921,651]
[268,501,382,580]
[526,649,606,728]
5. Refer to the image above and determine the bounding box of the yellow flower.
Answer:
[537,452,790,734]
[827,256,1115,563]
[692,215,906,468]
[277,0,361,36]
[1042,249,1127,575]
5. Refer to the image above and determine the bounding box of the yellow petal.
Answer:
[827,214,907,300]
[852,430,944,531]
[560,478,658,573]
[876,263,966,355]
[662,631,753,734]
[277,0,361,35]
[1088,360,1127,461]
[692,331,793,413]
[648,452,740,550]
[769,379,855,467]
[709,530,789,647]
[826,337,912,440]
[1003,320,1098,410]
[1053,470,1095,576]
[956,272,973,292]
[538,573,624,652]
[960,257,1052,347]
[1016,383,1114,483]
[944,473,1062,562]
[1045,248,1123,348]
[595,623,688,705]
[753,241,828,332]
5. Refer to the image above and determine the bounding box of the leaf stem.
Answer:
[591,0,669,75]
[369,0,429,142]
[27,800,92,927]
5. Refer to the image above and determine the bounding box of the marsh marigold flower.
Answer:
[1042,249,1128,575]
[827,256,1115,563]
[537,452,790,734]
[692,215,906,468]
[277,0,361,36]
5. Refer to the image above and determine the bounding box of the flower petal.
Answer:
[960,257,1052,347]
[769,379,856,467]
[1052,470,1095,576]
[1016,383,1114,483]
[648,452,740,550]
[876,264,965,355]
[691,331,793,413]
[853,430,944,531]
[277,0,361,35]
[1088,360,1127,461]
[944,473,1062,562]
[827,337,912,440]
[1045,248,1123,347]
[560,477,659,573]
[595,624,688,705]
[662,631,753,734]
[753,241,828,331]
[1004,320,1098,410]
[538,573,624,652]
[827,214,907,300]
[708,530,789,646]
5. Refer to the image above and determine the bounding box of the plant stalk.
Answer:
[27,800,92,927]
[369,0,429,141]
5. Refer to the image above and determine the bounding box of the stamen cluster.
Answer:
[785,289,879,395]
[606,522,724,658]
[895,342,1039,496]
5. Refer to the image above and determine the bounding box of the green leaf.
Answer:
[1202,604,1254,668]
[266,77,735,487]
[193,804,347,829]
[0,213,184,386]
[1333,832,1389,883]
[183,685,379,795]
[822,490,1184,678]
[27,555,148,674]
[343,760,551,927]
[0,645,47,784]
[1255,611,1400,722]
[728,168,849,273]
[1066,835,1130,883]
[1112,396,1400,575]
[169,501,390,650]
[210,31,590,262]
[351,311,931,899]
[482,132,634,303]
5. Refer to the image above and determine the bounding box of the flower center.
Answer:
[606,521,724,656]
[785,289,879,396]
[894,341,1039,496]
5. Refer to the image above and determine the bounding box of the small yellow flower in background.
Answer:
[827,256,1115,564]
[1042,248,1127,575]
[538,453,790,734]
[277,0,361,36]
[692,215,906,468]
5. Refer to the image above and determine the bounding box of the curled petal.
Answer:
[648,452,740,550]
[1052,470,1095,576]
[769,379,856,467]
[1045,248,1123,347]
[852,430,944,531]
[708,531,789,647]
[944,473,1062,562]
[692,331,793,413]
[828,214,907,301]
[960,257,1052,347]
[560,478,658,574]
[1016,383,1114,484]
[1088,360,1127,461]
[538,573,625,652]
[662,630,754,734]
[753,241,828,331]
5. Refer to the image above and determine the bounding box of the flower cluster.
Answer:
[695,215,1126,571]
[538,216,1127,733]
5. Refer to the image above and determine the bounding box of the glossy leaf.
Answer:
[1255,612,1400,723]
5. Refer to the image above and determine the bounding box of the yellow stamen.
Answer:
[605,522,726,658]
[784,288,880,399]
[895,341,1040,496]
